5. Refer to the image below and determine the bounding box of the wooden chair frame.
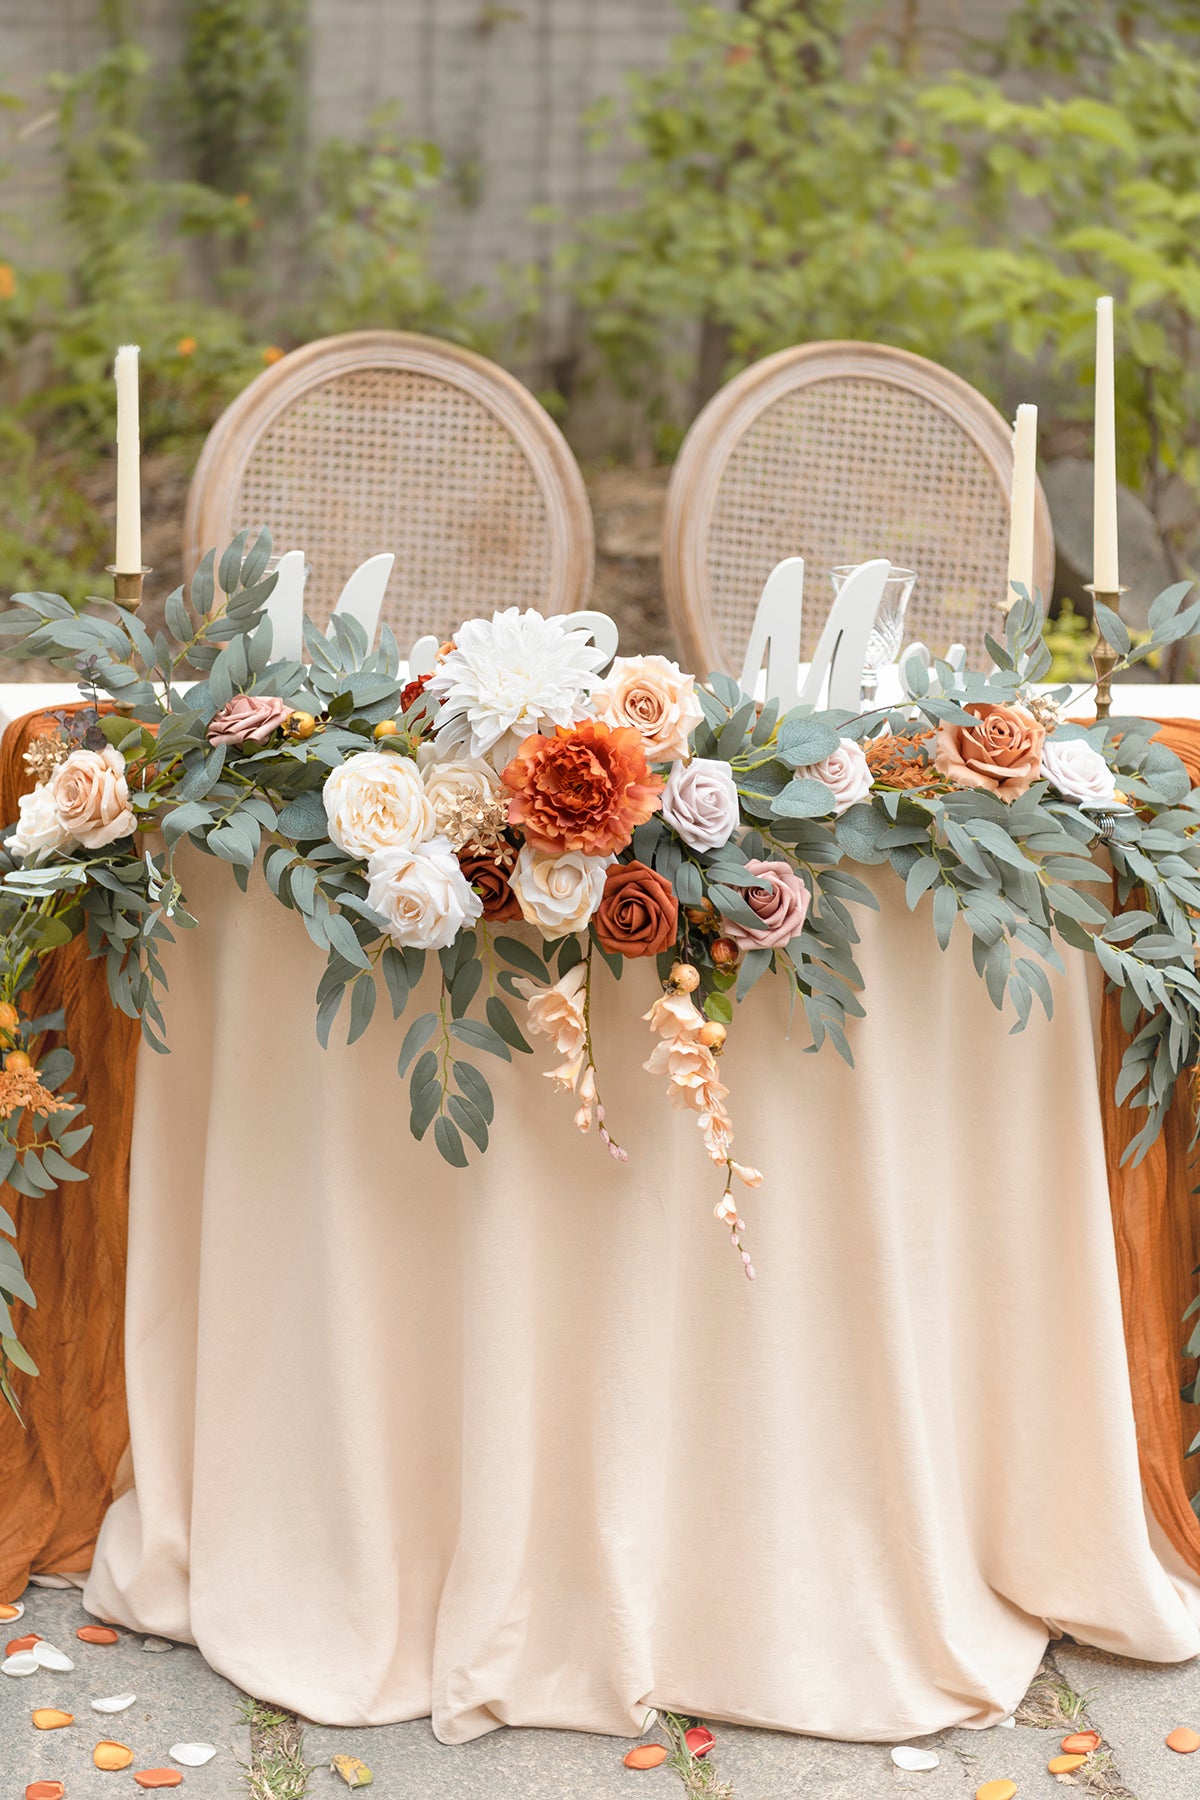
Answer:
[662,341,1055,681]
[184,330,595,637]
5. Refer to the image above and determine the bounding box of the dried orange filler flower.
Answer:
[865,729,944,791]
[0,1069,72,1121]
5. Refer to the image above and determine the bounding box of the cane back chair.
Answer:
[662,341,1054,681]
[184,331,595,643]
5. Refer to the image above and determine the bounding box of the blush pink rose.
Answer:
[207,694,296,746]
[722,858,810,950]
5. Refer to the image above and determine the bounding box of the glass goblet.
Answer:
[830,565,918,709]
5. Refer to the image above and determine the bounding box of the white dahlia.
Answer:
[424,608,604,770]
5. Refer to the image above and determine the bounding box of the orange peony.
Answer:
[502,719,663,857]
[933,702,1045,803]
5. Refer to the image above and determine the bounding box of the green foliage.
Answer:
[177,0,307,199]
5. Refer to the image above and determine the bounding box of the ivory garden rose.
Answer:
[5,781,73,861]
[365,839,482,950]
[323,752,436,859]
[934,703,1045,802]
[503,720,663,858]
[593,655,703,765]
[509,844,609,936]
[50,747,136,849]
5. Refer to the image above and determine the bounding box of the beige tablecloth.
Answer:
[84,852,1200,1737]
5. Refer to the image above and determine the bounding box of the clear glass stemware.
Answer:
[830,565,918,708]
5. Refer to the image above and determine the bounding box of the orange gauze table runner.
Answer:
[1,707,1200,1597]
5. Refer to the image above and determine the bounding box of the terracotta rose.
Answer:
[502,719,663,858]
[594,860,679,958]
[934,702,1045,803]
[458,851,522,921]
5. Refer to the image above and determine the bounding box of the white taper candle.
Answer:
[114,344,142,574]
[1006,403,1038,605]
[1093,297,1119,591]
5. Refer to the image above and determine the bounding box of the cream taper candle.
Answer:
[1094,297,1119,591]
[114,344,142,574]
[1006,403,1037,604]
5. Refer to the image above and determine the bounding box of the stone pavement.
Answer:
[4,1584,1200,1799]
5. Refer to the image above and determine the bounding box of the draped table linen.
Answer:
[81,846,1200,1739]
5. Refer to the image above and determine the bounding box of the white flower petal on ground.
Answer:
[92,1692,138,1712]
[424,607,604,767]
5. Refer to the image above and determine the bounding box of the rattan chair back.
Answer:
[662,341,1054,680]
[184,331,594,643]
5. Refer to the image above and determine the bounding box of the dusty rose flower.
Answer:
[792,737,873,815]
[50,747,136,849]
[503,719,663,858]
[594,860,679,958]
[592,655,703,764]
[513,963,588,1059]
[934,702,1045,802]
[206,693,294,746]
[458,850,521,920]
[722,858,810,951]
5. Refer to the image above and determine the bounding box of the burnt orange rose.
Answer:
[933,702,1045,802]
[594,860,679,958]
[459,851,521,921]
[502,719,663,857]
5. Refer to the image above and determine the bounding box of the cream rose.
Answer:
[365,837,482,950]
[5,782,74,861]
[419,750,506,843]
[1040,736,1117,807]
[660,757,740,852]
[510,844,608,937]
[323,752,436,860]
[50,747,136,849]
[792,738,873,816]
[593,655,703,764]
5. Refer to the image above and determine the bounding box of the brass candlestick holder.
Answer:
[107,565,150,609]
[1085,583,1128,721]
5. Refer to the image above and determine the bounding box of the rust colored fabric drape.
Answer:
[0,707,139,1599]
[1102,718,1200,1573]
[3,711,1200,1598]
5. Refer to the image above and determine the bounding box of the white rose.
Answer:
[510,844,608,937]
[593,654,704,764]
[50,746,136,848]
[793,738,873,816]
[323,752,436,860]
[420,749,505,832]
[5,782,74,861]
[660,757,740,852]
[365,837,482,951]
[1040,736,1118,806]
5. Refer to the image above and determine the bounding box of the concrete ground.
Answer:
[3,1586,1198,1798]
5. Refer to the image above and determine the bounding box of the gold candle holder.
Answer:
[107,565,150,609]
[1085,583,1128,722]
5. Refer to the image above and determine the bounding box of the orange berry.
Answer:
[698,1020,727,1051]
[5,1050,32,1073]
[176,336,197,357]
[710,936,740,968]
[373,720,398,740]
[0,1001,19,1033]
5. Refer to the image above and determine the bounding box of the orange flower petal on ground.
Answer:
[133,1773,184,1789]
[503,719,663,857]
[975,1784,1017,1800]
[26,1783,65,1800]
[32,1709,74,1729]
[1061,1731,1100,1754]
[684,1726,716,1757]
[77,1625,119,1645]
[1166,1727,1200,1753]
[7,1634,40,1653]
[95,1741,134,1769]
[623,1743,668,1768]
[0,1601,22,1620]
[1048,1754,1087,1773]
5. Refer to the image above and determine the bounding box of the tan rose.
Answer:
[933,703,1046,803]
[593,655,704,764]
[50,747,136,848]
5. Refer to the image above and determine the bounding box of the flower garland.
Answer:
[1,530,1199,1411]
